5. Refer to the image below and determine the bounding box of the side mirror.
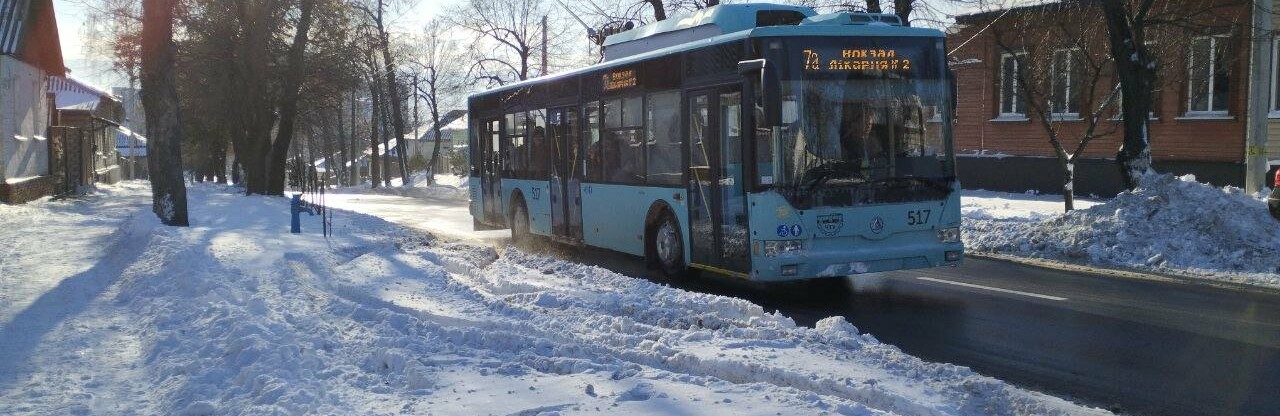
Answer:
[947,69,958,120]
[737,59,782,127]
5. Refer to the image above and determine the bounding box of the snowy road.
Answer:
[326,189,1280,416]
[1,183,1100,415]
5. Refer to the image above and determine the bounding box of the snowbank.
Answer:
[964,174,1280,288]
[0,182,1106,415]
[342,173,469,201]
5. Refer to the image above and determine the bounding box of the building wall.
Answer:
[0,55,50,182]
[947,0,1256,194]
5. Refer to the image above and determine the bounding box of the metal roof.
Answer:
[0,0,30,54]
[471,18,942,99]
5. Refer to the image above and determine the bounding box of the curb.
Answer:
[966,252,1280,296]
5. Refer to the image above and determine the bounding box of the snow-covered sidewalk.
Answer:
[961,175,1280,289]
[0,182,1104,415]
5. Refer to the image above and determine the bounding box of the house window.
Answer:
[1271,37,1280,115]
[1051,49,1083,116]
[999,52,1027,116]
[1187,35,1230,114]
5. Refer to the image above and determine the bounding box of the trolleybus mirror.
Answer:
[947,69,958,121]
[737,59,782,127]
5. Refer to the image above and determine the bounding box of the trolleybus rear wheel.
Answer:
[654,213,686,279]
[511,201,531,247]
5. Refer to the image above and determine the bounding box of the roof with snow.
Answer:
[115,128,147,157]
[50,75,119,109]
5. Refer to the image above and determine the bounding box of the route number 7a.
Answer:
[907,209,931,226]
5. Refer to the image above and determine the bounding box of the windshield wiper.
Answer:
[872,176,954,194]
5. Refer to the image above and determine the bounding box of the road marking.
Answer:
[916,277,1068,301]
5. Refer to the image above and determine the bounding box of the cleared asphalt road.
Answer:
[328,192,1280,416]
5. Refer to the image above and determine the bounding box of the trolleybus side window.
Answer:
[503,112,529,178]
[603,96,646,184]
[529,109,549,178]
[584,102,602,181]
[646,90,682,186]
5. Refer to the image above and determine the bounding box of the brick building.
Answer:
[947,0,1279,195]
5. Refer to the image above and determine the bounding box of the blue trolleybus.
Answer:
[468,3,962,281]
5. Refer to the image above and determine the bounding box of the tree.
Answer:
[409,20,467,184]
[989,5,1121,211]
[450,0,575,86]
[266,0,318,195]
[1096,0,1250,189]
[140,0,188,226]
[1099,0,1158,189]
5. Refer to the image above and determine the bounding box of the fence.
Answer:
[290,155,332,238]
[47,126,94,198]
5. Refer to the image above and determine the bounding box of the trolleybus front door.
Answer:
[548,107,583,240]
[481,118,503,224]
[687,87,750,275]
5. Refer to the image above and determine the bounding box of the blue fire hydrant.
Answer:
[291,194,315,233]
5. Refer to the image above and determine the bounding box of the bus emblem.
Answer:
[817,214,843,236]
[870,217,885,234]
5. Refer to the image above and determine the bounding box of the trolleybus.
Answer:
[468,3,962,281]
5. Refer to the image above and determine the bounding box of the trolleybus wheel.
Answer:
[511,201,531,247]
[654,213,687,279]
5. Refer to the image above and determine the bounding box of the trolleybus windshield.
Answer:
[761,37,953,209]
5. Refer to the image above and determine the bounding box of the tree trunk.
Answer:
[334,103,350,186]
[1062,158,1075,212]
[893,0,912,25]
[265,0,316,195]
[375,3,411,186]
[349,90,359,185]
[647,0,666,21]
[141,0,188,226]
[1100,0,1155,189]
[866,0,882,13]
[425,83,444,184]
[369,81,382,188]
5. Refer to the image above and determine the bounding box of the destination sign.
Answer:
[603,69,637,91]
[802,48,912,73]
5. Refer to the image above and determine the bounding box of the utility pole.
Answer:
[541,15,548,76]
[1246,0,1273,192]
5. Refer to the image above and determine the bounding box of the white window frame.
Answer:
[1270,36,1280,118]
[1050,48,1082,118]
[1185,35,1230,117]
[995,52,1029,121]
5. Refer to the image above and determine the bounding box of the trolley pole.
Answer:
[1246,0,1272,193]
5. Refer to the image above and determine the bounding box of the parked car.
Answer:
[1270,172,1280,220]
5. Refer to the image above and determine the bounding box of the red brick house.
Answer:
[947,0,1278,195]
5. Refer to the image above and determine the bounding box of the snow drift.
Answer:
[964,174,1280,288]
[0,182,1106,415]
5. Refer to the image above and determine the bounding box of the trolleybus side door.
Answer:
[548,106,583,240]
[687,86,750,274]
[481,118,503,224]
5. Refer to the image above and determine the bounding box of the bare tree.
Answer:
[409,20,468,184]
[989,5,1121,211]
[140,0,188,225]
[266,0,319,195]
[450,0,576,86]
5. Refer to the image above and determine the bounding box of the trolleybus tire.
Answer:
[653,212,688,280]
[511,199,531,247]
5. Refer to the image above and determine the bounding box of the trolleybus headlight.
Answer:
[936,227,960,243]
[763,240,804,257]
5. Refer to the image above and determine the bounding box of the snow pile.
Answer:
[964,174,1280,287]
[0,182,1107,415]
[345,173,469,201]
